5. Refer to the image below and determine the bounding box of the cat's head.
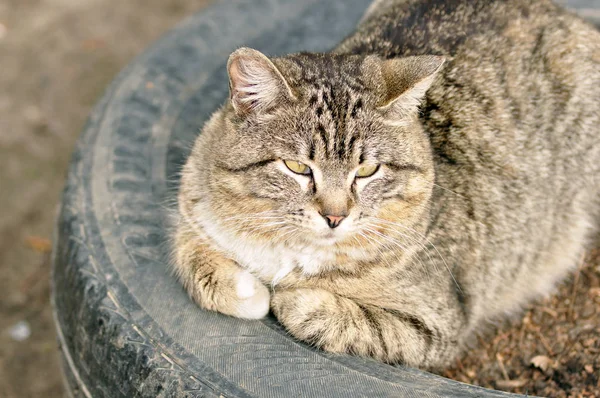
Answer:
[184,48,443,251]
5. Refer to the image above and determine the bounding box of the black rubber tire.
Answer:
[51,0,598,397]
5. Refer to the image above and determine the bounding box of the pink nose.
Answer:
[323,215,346,229]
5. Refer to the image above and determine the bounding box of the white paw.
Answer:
[234,270,270,319]
[236,270,258,298]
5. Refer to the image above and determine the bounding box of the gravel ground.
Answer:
[0,1,597,397]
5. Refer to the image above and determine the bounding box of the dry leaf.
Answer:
[25,236,52,253]
[82,37,106,50]
[530,355,552,372]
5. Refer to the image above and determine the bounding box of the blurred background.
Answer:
[0,1,211,396]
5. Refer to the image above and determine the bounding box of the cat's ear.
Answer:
[227,47,296,116]
[374,55,445,122]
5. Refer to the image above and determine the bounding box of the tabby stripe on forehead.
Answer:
[346,134,358,156]
[308,141,316,161]
[336,96,363,159]
[334,92,353,159]
[218,159,275,173]
[337,131,347,159]
[317,125,330,158]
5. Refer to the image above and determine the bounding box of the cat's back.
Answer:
[338,0,599,59]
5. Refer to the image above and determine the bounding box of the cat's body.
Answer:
[174,0,600,369]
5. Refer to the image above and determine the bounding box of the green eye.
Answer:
[284,160,311,175]
[356,164,379,178]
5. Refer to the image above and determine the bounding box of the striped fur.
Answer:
[174,0,600,369]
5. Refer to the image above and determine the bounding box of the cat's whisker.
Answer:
[355,232,392,268]
[430,182,465,199]
[233,221,288,234]
[362,225,431,279]
[224,219,282,230]
[412,175,466,200]
[223,218,281,227]
[365,220,438,274]
[220,214,284,226]
[356,230,403,269]
[221,211,282,223]
[278,226,301,245]
[223,220,285,232]
[369,220,439,266]
[223,216,284,223]
[372,218,461,292]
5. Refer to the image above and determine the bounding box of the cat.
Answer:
[173,0,600,369]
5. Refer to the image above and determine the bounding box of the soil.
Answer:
[442,246,600,397]
[0,1,598,398]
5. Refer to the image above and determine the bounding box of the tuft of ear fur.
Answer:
[227,47,296,116]
[375,55,446,123]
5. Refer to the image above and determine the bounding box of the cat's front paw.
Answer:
[232,270,271,319]
[271,288,387,360]
[188,266,270,320]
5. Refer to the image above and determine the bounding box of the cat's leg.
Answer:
[271,288,461,368]
[173,221,270,319]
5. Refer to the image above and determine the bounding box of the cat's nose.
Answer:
[322,214,346,229]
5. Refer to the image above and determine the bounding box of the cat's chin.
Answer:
[311,229,350,246]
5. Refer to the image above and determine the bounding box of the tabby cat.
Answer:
[173,0,600,369]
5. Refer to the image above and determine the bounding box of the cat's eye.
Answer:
[355,164,379,178]
[284,160,311,175]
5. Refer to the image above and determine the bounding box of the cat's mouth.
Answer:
[314,228,349,246]
[323,230,338,239]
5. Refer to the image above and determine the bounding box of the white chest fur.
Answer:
[198,213,337,284]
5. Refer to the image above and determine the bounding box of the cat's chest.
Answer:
[232,240,337,284]
[200,216,337,282]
